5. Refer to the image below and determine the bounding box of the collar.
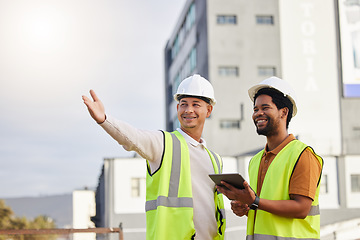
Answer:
[264,134,296,156]
[176,128,207,147]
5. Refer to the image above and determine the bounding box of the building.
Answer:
[89,1,360,240]
[92,155,360,239]
[164,0,360,157]
[72,189,96,240]
[163,0,360,238]
[92,156,248,240]
[91,158,147,240]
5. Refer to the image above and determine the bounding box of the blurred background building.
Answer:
[6,0,359,239]
[162,0,360,239]
[92,0,360,239]
[164,0,360,157]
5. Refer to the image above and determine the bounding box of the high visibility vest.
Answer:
[247,140,323,240]
[145,130,226,240]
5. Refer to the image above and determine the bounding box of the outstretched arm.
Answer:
[81,90,163,169]
[82,89,106,124]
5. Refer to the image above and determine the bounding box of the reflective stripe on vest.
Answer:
[308,205,320,216]
[247,140,323,240]
[145,131,226,239]
[246,234,320,240]
[145,133,189,211]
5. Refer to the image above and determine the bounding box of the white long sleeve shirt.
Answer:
[100,115,218,239]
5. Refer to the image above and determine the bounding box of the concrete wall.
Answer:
[205,0,280,156]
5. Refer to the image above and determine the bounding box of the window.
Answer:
[220,120,240,129]
[219,66,239,76]
[171,3,196,60]
[131,177,146,198]
[217,15,237,25]
[171,35,180,60]
[172,74,182,96]
[178,25,185,47]
[172,115,180,130]
[172,46,197,96]
[190,47,197,72]
[256,15,274,25]
[258,66,276,76]
[320,174,328,194]
[351,174,360,192]
[186,3,196,32]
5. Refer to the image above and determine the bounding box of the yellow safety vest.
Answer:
[145,130,226,240]
[247,140,323,240]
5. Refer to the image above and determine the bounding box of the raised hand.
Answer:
[82,89,106,124]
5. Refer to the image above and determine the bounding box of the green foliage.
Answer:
[0,200,57,240]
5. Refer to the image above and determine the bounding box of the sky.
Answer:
[0,0,186,198]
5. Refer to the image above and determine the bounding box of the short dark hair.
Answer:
[254,88,293,128]
[178,95,211,105]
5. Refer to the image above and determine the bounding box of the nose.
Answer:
[253,109,264,119]
[185,105,194,113]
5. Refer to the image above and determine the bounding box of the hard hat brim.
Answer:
[174,93,216,106]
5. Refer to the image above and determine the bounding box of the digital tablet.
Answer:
[209,173,245,189]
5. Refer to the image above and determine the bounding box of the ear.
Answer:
[206,104,213,118]
[281,107,289,119]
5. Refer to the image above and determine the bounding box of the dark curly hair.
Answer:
[254,88,293,129]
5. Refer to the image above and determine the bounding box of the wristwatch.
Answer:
[250,194,260,210]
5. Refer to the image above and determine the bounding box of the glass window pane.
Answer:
[190,47,197,71]
[217,15,237,25]
[220,120,240,129]
[258,66,276,76]
[186,3,196,31]
[172,74,181,96]
[173,115,180,130]
[131,178,140,197]
[131,178,146,197]
[320,174,328,194]
[256,16,274,25]
[351,174,360,192]
[219,66,239,76]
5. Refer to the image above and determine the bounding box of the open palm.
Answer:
[82,89,106,124]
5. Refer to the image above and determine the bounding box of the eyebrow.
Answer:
[254,103,271,108]
[180,99,202,103]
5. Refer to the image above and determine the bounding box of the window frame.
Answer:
[256,15,274,25]
[218,66,239,77]
[217,15,237,25]
[220,119,241,129]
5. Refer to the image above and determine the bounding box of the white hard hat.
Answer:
[248,76,297,117]
[174,74,216,106]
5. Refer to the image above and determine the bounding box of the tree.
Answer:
[0,200,57,240]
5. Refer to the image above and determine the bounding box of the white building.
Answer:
[90,0,360,239]
[91,154,360,239]
[72,189,96,240]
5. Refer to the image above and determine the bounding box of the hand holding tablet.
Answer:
[209,173,245,190]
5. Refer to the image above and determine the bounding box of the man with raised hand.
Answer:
[82,74,226,240]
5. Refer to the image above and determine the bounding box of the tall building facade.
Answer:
[81,1,360,240]
[164,0,360,157]
[164,0,360,238]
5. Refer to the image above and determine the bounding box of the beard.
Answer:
[255,116,279,136]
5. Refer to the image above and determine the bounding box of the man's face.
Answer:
[177,97,212,131]
[252,94,282,136]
